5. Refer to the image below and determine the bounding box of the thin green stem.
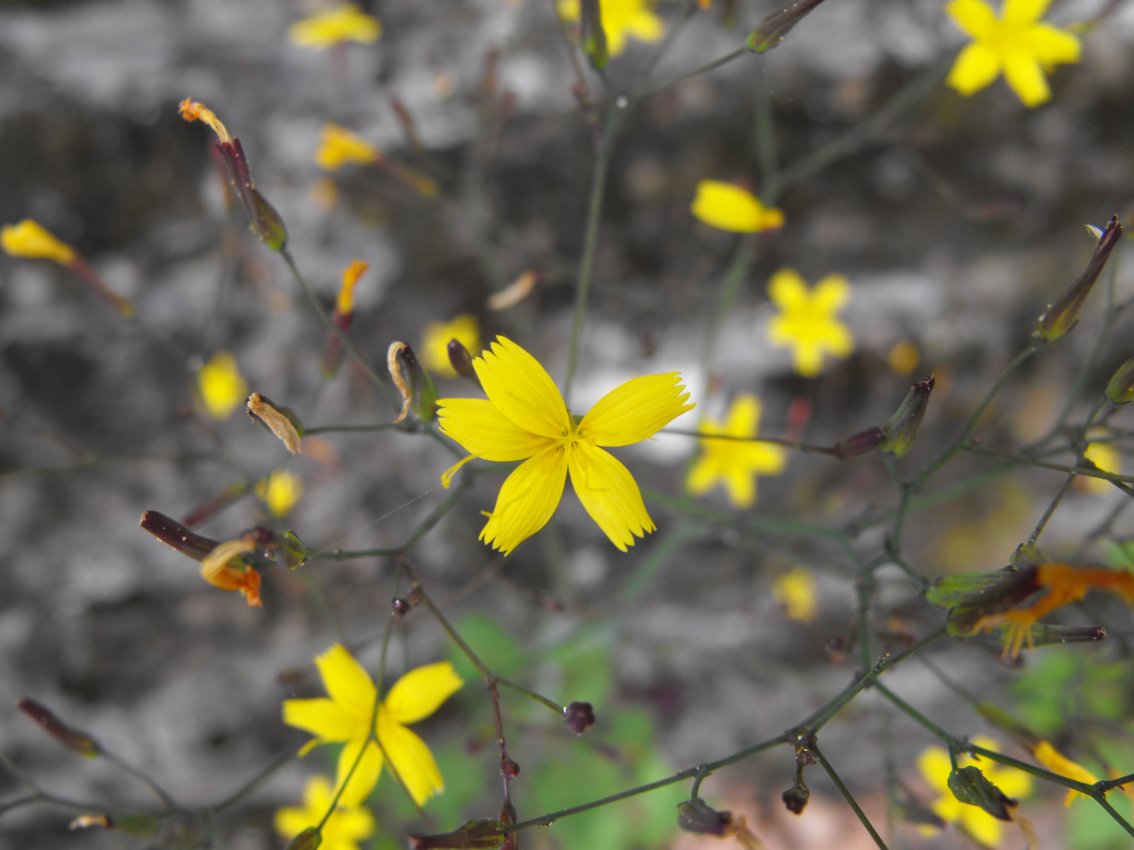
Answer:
[873,682,956,745]
[812,745,889,850]
[209,751,294,813]
[631,47,750,102]
[101,751,178,809]
[661,426,837,455]
[563,101,627,403]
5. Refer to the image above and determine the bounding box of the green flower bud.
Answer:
[1033,216,1122,343]
[881,376,934,457]
[1104,357,1134,405]
[747,0,831,53]
[948,765,1016,821]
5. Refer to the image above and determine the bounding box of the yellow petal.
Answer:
[315,644,377,720]
[1032,741,1097,805]
[289,4,382,47]
[946,0,998,39]
[579,372,693,446]
[947,42,1003,96]
[1023,25,1080,65]
[336,737,384,807]
[197,352,248,420]
[282,697,356,743]
[480,447,569,555]
[1003,0,1051,25]
[383,661,464,725]
[723,464,756,507]
[437,398,551,461]
[1,219,76,264]
[316,125,381,172]
[917,746,953,794]
[960,807,1003,847]
[567,442,654,551]
[691,180,783,233]
[379,716,445,805]
[767,268,809,310]
[1002,52,1050,106]
[813,274,851,311]
[256,470,303,517]
[473,337,571,439]
[686,453,721,497]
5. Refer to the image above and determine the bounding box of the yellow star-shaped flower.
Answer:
[289,4,382,48]
[557,0,664,56]
[196,352,248,420]
[917,737,1032,847]
[766,268,854,377]
[686,394,786,508]
[283,644,463,806]
[946,0,1080,107]
[437,336,693,554]
[274,774,376,850]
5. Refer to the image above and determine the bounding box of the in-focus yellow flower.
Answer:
[917,737,1032,847]
[316,124,382,171]
[289,4,382,48]
[690,181,784,234]
[558,0,664,56]
[1,219,76,264]
[767,268,854,377]
[773,567,817,622]
[686,394,786,507]
[257,470,304,517]
[437,337,693,554]
[946,0,1080,107]
[275,774,376,850]
[1031,741,1098,806]
[423,314,481,378]
[1082,441,1120,494]
[197,352,249,420]
[283,644,463,806]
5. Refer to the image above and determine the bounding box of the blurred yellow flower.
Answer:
[283,644,463,806]
[767,268,853,377]
[690,181,784,234]
[773,567,817,622]
[336,259,369,316]
[423,314,481,378]
[558,0,664,56]
[316,124,381,171]
[257,470,304,517]
[918,737,1032,847]
[197,352,248,420]
[1082,440,1120,494]
[687,394,786,508]
[437,336,693,554]
[946,0,1080,107]
[1031,741,1098,806]
[274,774,376,850]
[1,219,76,264]
[289,4,382,48]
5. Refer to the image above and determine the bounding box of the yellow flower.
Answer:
[766,268,854,377]
[686,394,786,507]
[772,567,817,622]
[917,737,1032,847]
[289,4,382,48]
[1,219,76,264]
[1031,741,1098,806]
[336,259,368,316]
[257,470,304,517]
[690,181,784,233]
[946,0,1080,107]
[437,336,693,554]
[274,774,376,850]
[283,644,463,806]
[1082,440,1120,494]
[557,0,664,56]
[423,314,481,378]
[197,352,249,420]
[316,124,381,172]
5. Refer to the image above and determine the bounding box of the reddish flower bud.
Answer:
[392,597,412,617]
[500,755,521,778]
[830,426,884,459]
[1034,216,1122,343]
[139,511,219,561]
[677,798,733,836]
[448,339,477,380]
[563,701,596,735]
[18,698,102,757]
[782,778,810,814]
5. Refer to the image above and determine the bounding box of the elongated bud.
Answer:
[677,798,732,836]
[1033,216,1122,343]
[409,819,504,850]
[880,376,934,457]
[19,698,102,757]
[273,529,308,570]
[140,510,220,561]
[948,765,1016,821]
[1105,358,1134,406]
[925,565,1041,635]
[247,393,303,454]
[563,701,596,735]
[448,339,477,380]
[285,827,322,850]
[747,0,830,53]
[580,0,610,69]
[388,342,438,423]
[830,426,883,459]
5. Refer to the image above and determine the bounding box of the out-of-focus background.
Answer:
[3,1,1134,848]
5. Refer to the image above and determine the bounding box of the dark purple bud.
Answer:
[448,339,477,379]
[830,426,884,459]
[500,755,521,779]
[564,701,596,735]
[19,698,102,757]
[677,798,732,836]
[782,778,810,815]
[140,511,219,561]
[392,598,412,617]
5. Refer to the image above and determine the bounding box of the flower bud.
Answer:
[880,376,934,457]
[409,819,504,850]
[285,826,322,850]
[830,426,883,459]
[782,777,810,814]
[392,597,412,617]
[448,339,478,380]
[388,342,438,424]
[677,798,732,836]
[1033,215,1122,343]
[947,765,1016,821]
[747,0,831,53]
[271,529,308,571]
[139,510,220,561]
[18,698,102,757]
[564,701,596,735]
[925,565,1041,636]
[500,755,520,778]
[247,393,304,454]
[1104,358,1134,406]
[579,0,610,69]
